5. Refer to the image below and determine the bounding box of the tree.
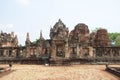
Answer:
[33,39,39,45]
[115,35,120,46]
[108,33,120,46]
[108,33,120,41]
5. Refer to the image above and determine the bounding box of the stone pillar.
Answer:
[36,47,40,57]
[65,42,69,58]
[22,49,26,57]
[51,42,56,59]
[12,50,16,57]
[79,46,83,58]
[3,50,8,57]
[89,47,94,57]
[26,46,30,58]
[76,43,79,58]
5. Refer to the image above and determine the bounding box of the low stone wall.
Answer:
[106,67,120,78]
[0,67,11,73]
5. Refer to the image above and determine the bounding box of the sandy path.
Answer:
[0,64,119,80]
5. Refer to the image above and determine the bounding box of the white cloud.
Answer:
[0,24,14,29]
[18,0,30,6]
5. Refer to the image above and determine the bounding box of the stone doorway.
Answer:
[56,44,65,57]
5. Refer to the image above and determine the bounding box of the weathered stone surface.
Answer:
[69,23,90,44]
[0,31,18,57]
[94,29,110,47]
[0,20,114,59]
[0,31,18,47]
[50,19,69,59]
[50,19,69,41]
[90,32,96,46]
[69,23,90,58]
[25,32,31,46]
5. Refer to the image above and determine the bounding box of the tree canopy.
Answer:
[108,33,120,41]
[108,32,120,46]
[115,35,120,46]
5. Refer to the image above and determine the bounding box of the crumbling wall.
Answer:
[94,29,110,47]
[69,23,90,44]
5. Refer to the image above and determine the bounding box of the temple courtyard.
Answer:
[0,64,119,80]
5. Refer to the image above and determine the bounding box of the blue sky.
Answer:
[0,0,120,45]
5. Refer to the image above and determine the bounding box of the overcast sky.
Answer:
[0,0,120,45]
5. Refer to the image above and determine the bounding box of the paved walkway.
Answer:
[0,64,119,80]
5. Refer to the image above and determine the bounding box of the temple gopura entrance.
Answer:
[51,40,66,58]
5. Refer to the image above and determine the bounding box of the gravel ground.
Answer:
[0,64,119,80]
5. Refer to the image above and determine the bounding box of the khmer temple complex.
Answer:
[0,19,120,62]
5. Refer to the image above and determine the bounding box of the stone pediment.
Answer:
[50,19,69,41]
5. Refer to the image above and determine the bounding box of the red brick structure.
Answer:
[94,29,110,47]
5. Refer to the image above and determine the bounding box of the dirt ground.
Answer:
[0,64,120,80]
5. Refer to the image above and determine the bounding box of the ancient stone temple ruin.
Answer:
[0,31,18,57]
[50,19,69,59]
[0,19,120,61]
[0,31,18,47]
[90,29,111,47]
[94,29,110,47]
[22,19,92,59]
[69,23,90,58]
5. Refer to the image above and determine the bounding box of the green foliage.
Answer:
[108,33,120,46]
[108,33,120,41]
[33,39,39,45]
[115,35,120,46]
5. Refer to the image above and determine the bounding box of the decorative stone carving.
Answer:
[0,20,114,59]
[50,19,69,58]
[50,19,69,41]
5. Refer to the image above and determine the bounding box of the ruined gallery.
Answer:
[0,19,120,62]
